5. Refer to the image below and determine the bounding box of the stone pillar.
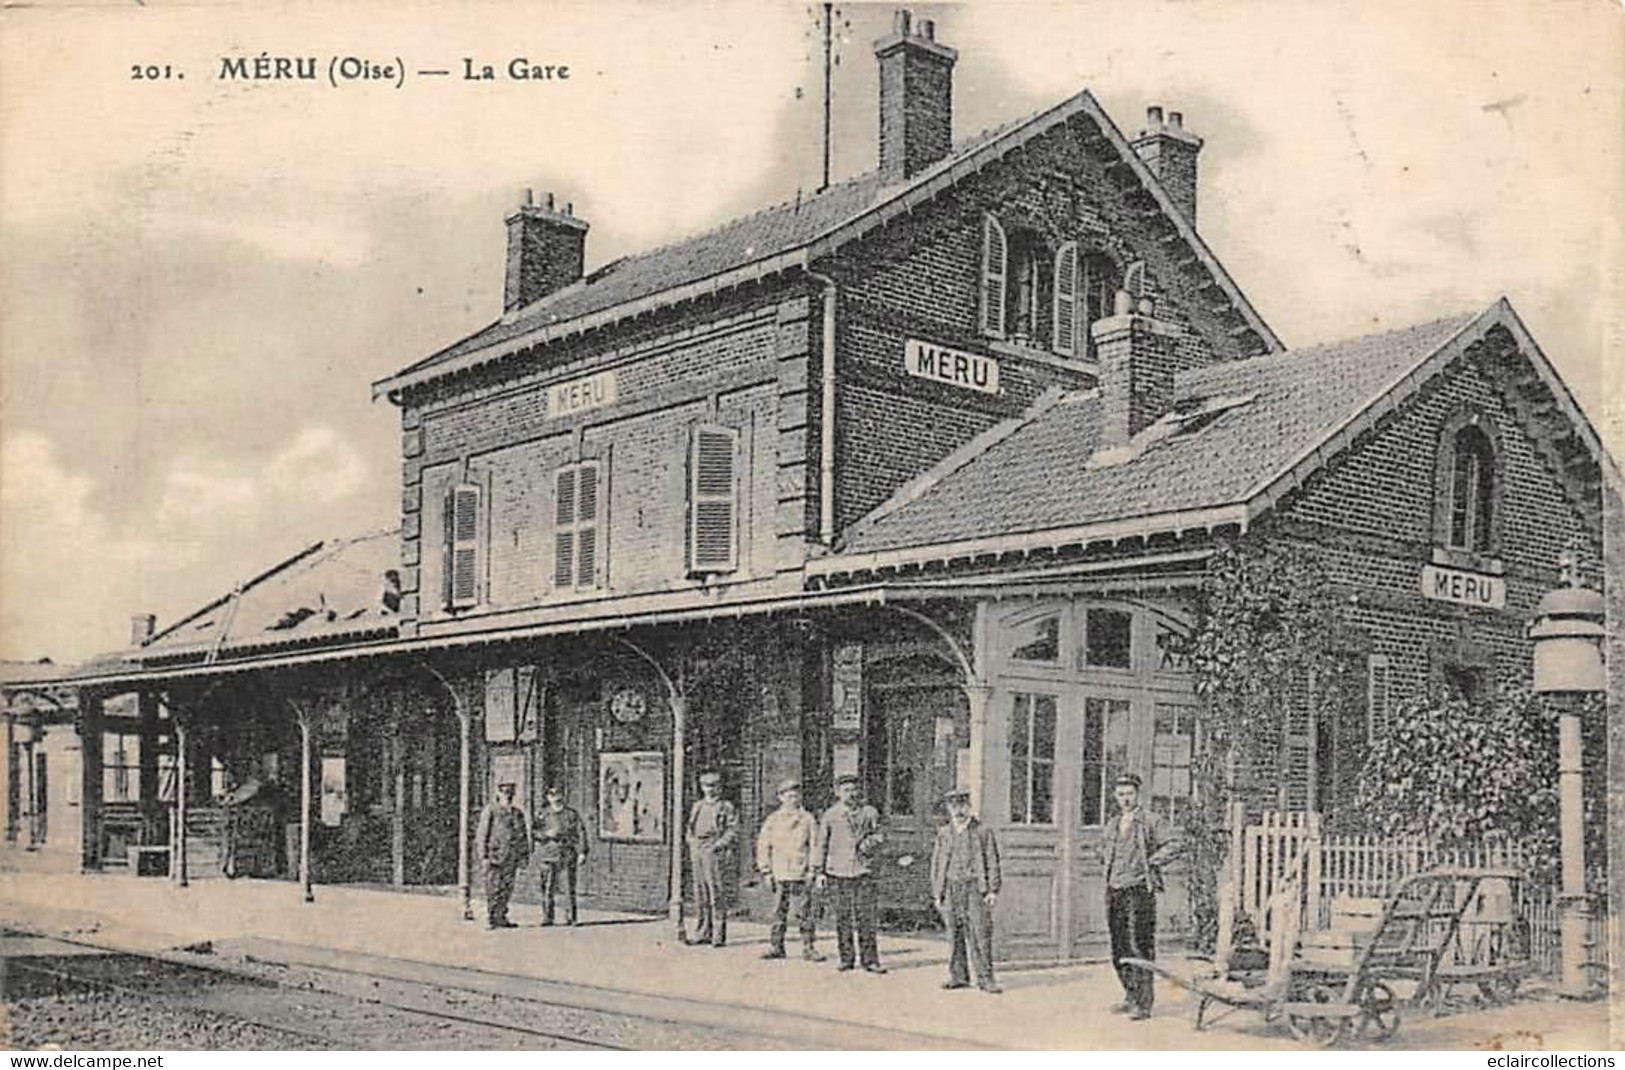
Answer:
[174,713,190,887]
[5,714,17,844]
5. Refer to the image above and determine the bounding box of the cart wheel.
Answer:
[1358,981,1402,1040]
[1194,995,1212,1031]
[1286,985,1348,1049]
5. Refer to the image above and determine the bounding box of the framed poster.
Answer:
[598,750,664,842]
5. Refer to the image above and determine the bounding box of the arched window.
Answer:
[1435,417,1499,556]
[1448,426,1495,553]
[979,214,1007,338]
[1005,229,1049,345]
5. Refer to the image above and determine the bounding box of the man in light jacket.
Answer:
[815,772,886,973]
[930,788,1002,993]
[755,779,825,962]
[1100,771,1180,1020]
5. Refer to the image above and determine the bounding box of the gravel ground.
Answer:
[8,989,329,1050]
[3,946,802,1050]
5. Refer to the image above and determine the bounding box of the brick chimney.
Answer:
[874,10,957,182]
[1092,293,1186,451]
[129,613,156,647]
[1130,106,1203,227]
[503,189,589,314]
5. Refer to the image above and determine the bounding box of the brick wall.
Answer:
[1277,352,1604,710]
[823,116,1250,531]
[400,289,812,633]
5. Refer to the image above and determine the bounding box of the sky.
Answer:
[1,0,1621,663]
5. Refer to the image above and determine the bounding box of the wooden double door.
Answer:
[992,680,1197,960]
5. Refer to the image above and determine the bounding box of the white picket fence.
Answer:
[1237,815,1604,979]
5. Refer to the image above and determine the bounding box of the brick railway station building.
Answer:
[4,11,1610,962]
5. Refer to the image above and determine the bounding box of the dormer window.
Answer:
[1433,414,1500,558]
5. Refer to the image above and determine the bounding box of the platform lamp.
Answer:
[1528,548,1606,999]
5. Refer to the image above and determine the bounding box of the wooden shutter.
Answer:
[1366,654,1392,744]
[553,466,576,589]
[448,482,481,608]
[575,460,600,588]
[980,214,1007,338]
[1052,241,1079,356]
[688,424,739,574]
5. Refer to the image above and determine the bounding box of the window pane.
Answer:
[1010,757,1029,824]
[1030,759,1054,824]
[1009,694,1031,759]
[1451,449,1474,548]
[1081,699,1105,826]
[1010,615,1060,663]
[1085,609,1133,668]
[1032,695,1056,760]
[1102,699,1131,802]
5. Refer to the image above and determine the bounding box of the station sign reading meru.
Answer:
[546,369,618,419]
[904,339,1000,395]
[1420,564,1506,610]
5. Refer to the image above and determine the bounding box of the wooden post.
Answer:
[297,705,314,903]
[391,731,406,887]
[78,692,103,871]
[668,693,688,941]
[456,701,473,921]
[138,690,159,833]
[5,714,17,845]
[174,714,190,887]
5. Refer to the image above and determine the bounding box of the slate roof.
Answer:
[832,312,1482,564]
[140,530,401,661]
[376,90,1281,397]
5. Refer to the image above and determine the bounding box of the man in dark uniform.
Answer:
[684,770,738,947]
[815,772,886,973]
[1100,771,1180,1019]
[474,781,530,929]
[534,783,588,926]
[930,788,1002,993]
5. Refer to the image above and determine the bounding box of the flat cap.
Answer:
[1114,772,1143,789]
[833,772,860,787]
[698,771,722,786]
[942,787,972,803]
[776,778,802,795]
[497,781,517,790]
[545,783,565,795]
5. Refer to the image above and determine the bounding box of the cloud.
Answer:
[0,432,164,659]
[265,426,369,504]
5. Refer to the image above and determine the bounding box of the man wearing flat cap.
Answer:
[474,781,531,930]
[685,770,738,947]
[534,783,588,926]
[815,772,886,973]
[1100,771,1180,1019]
[755,778,825,961]
[930,788,1002,993]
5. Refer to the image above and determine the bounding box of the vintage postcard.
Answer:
[0,0,1619,1054]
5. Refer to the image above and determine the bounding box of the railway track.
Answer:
[3,921,987,1049]
[3,931,707,1050]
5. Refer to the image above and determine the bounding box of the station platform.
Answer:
[0,866,1611,1050]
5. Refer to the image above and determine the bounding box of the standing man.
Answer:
[685,770,738,948]
[474,781,531,930]
[930,788,1002,994]
[815,772,886,973]
[534,783,588,926]
[755,779,825,962]
[1100,771,1180,1020]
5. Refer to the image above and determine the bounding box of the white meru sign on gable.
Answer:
[904,339,1000,395]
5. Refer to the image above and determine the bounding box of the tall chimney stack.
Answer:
[874,9,958,182]
[1131,105,1204,227]
[503,188,589,314]
[129,613,156,647]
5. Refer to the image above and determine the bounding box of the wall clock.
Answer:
[610,687,646,724]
